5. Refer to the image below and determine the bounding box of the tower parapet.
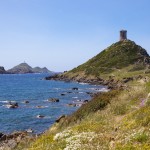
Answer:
[120,30,127,41]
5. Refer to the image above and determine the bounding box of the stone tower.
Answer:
[120,30,127,41]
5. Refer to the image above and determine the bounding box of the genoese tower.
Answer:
[120,30,127,41]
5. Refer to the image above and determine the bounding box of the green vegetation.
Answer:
[14,40,150,149]
[17,79,150,150]
[64,40,150,80]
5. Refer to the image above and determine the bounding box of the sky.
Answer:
[0,0,150,71]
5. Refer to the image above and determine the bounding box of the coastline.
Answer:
[1,74,147,149]
[0,74,109,149]
[45,73,126,90]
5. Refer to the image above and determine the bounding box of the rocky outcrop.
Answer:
[0,66,7,74]
[0,131,33,150]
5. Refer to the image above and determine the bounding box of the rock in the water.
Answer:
[36,115,45,118]
[5,102,18,108]
[47,98,59,102]
[86,92,93,95]
[67,103,76,107]
[72,87,78,90]
[23,100,29,104]
[36,106,45,108]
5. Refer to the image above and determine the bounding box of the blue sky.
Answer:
[0,0,150,71]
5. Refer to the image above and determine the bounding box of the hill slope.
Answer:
[67,40,150,78]
[7,63,34,74]
[14,40,150,150]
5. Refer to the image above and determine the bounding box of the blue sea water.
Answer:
[0,73,107,134]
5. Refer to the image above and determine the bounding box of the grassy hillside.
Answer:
[14,40,150,150]
[65,40,150,79]
[19,77,150,150]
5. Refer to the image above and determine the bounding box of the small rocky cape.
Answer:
[45,74,127,90]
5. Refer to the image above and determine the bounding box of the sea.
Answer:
[0,73,107,134]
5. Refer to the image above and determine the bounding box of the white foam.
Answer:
[72,97,78,99]
[0,100,16,103]
[79,82,88,85]
[96,88,110,92]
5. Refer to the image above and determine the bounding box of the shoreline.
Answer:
[45,73,126,90]
[0,75,109,149]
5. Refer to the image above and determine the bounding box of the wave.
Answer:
[0,100,16,103]
[72,97,78,99]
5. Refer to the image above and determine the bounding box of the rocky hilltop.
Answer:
[70,40,150,75]
[7,63,52,74]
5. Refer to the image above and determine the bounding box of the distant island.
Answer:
[0,63,52,74]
